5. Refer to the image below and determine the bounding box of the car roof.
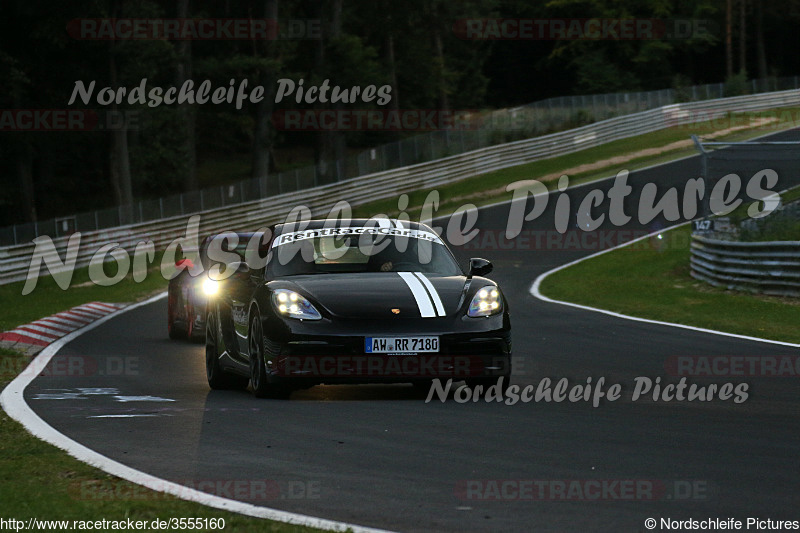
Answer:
[274,219,430,235]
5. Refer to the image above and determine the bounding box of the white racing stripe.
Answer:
[413,273,446,317]
[398,272,446,318]
[397,272,436,318]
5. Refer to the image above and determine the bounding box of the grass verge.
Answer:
[3,105,799,527]
[1,262,327,530]
[0,254,170,333]
[0,346,325,531]
[353,107,800,220]
[538,224,800,344]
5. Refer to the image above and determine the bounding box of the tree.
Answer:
[175,0,198,191]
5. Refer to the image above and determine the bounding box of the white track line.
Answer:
[3,127,796,532]
[530,223,800,348]
[0,292,394,533]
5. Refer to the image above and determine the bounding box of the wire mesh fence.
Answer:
[2,75,799,246]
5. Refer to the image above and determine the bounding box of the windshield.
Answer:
[268,231,462,277]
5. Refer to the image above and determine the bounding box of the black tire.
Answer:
[249,313,291,399]
[206,309,248,390]
[186,300,204,343]
[167,286,187,340]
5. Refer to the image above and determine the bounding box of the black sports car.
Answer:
[204,219,512,398]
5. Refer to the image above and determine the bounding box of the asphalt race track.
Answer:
[23,130,800,532]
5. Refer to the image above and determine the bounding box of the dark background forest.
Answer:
[2,0,799,228]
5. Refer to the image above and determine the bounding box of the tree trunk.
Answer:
[386,32,399,112]
[315,0,345,184]
[726,0,733,79]
[16,141,36,223]
[755,0,767,82]
[176,0,197,191]
[108,19,134,224]
[739,0,746,75]
[433,29,449,113]
[251,0,278,193]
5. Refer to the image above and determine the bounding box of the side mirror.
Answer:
[468,258,493,278]
[231,262,250,280]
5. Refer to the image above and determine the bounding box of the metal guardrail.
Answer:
[3,88,800,286]
[690,235,800,297]
[4,76,800,247]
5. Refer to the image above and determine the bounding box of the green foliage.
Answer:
[4,0,800,227]
[671,73,694,102]
[739,208,800,242]
[724,71,750,97]
[540,225,800,344]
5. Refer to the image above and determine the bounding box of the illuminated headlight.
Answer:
[202,278,219,296]
[272,289,322,320]
[467,287,502,317]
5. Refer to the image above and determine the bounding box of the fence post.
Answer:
[692,135,709,218]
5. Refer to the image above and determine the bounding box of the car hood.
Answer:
[286,272,468,319]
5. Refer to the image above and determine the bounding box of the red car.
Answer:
[167,233,255,341]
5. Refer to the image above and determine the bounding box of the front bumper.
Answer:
[261,314,512,385]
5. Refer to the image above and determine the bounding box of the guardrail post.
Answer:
[691,135,709,218]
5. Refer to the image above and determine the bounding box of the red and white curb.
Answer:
[1,291,394,532]
[0,302,127,355]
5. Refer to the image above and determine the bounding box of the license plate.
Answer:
[365,336,439,354]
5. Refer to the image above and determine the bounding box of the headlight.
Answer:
[202,278,219,296]
[467,287,502,317]
[272,289,322,320]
